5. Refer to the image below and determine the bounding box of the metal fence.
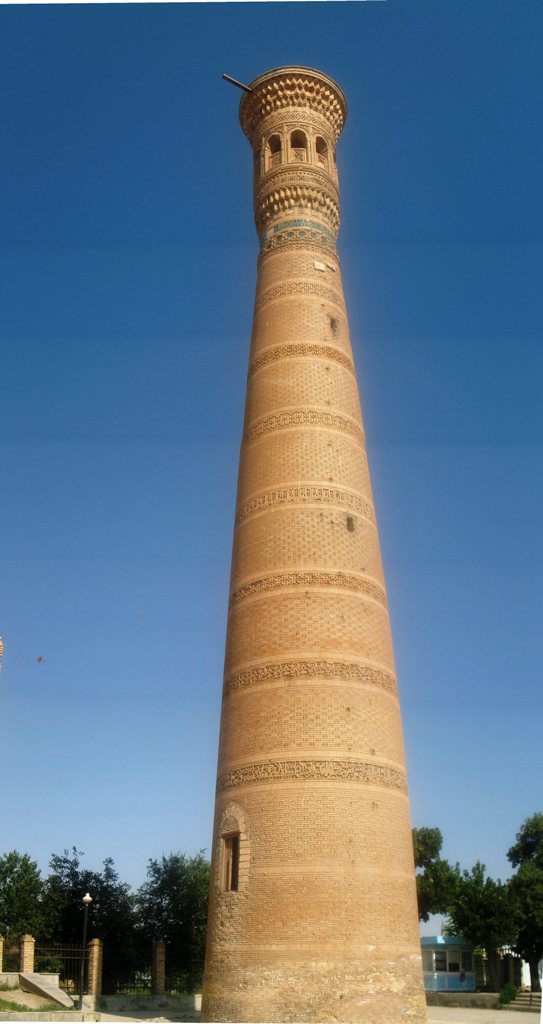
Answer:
[102,947,150,995]
[101,949,204,996]
[106,969,152,995]
[2,938,20,972]
[165,959,204,995]
[34,945,86,995]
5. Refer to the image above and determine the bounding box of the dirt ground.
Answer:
[0,986,69,1010]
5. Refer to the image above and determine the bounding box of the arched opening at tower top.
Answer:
[266,134,282,170]
[290,130,308,162]
[315,136,329,170]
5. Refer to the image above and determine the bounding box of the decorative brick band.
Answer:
[217,759,407,793]
[230,571,386,608]
[249,344,355,377]
[259,216,338,256]
[260,233,336,254]
[260,231,337,255]
[255,280,344,313]
[223,660,397,697]
[245,409,364,444]
[259,216,337,249]
[236,485,375,525]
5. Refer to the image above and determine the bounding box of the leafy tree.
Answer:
[42,848,140,992]
[44,848,135,943]
[41,847,84,942]
[136,852,210,991]
[507,814,543,991]
[412,827,458,922]
[445,861,520,991]
[508,813,543,870]
[413,827,443,869]
[0,851,44,939]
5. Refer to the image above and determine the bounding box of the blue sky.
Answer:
[1,0,542,931]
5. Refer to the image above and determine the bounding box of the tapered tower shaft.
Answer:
[202,67,426,1023]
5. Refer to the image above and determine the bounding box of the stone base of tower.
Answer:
[201,952,427,1023]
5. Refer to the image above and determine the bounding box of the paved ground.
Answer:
[427,1010,540,1024]
[0,1000,540,1023]
[92,1012,542,1024]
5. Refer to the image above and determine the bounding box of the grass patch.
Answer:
[0,996,28,1011]
[0,982,17,991]
[0,994,72,1012]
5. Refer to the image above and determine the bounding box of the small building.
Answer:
[421,935,476,992]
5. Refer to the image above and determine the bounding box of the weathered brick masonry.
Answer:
[201,66,427,1023]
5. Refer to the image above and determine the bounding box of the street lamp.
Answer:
[78,893,92,1010]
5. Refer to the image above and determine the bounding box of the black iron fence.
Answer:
[2,937,204,999]
[101,947,204,996]
[106,969,152,995]
[34,945,86,995]
[165,959,204,995]
[2,938,20,972]
[102,947,150,996]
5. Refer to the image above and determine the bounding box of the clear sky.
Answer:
[1,1,541,934]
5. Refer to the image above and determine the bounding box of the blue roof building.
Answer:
[421,935,476,992]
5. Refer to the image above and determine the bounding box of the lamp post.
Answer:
[78,893,92,1010]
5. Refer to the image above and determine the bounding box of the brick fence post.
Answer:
[19,934,35,973]
[87,938,103,997]
[151,940,166,996]
[0,935,4,972]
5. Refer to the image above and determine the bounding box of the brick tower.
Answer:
[201,67,426,1023]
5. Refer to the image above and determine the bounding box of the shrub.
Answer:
[499,981,518,1004]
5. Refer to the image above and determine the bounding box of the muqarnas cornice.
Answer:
[254,166,340,235]
[240,66,347,145]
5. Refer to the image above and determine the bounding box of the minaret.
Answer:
[201,67,426,1024]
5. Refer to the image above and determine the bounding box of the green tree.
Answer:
[412,827,459,922]
[508,813,543,870]
[413,827,443,869]
[136,852,210,991]
[0,851,44,939]
[41,847,139,989]
[43,848,135,943]
[446,861,520,991]
[507,814,543,991]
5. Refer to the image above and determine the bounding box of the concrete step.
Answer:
[19,973,74,1008]
[503,991,542,1013]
